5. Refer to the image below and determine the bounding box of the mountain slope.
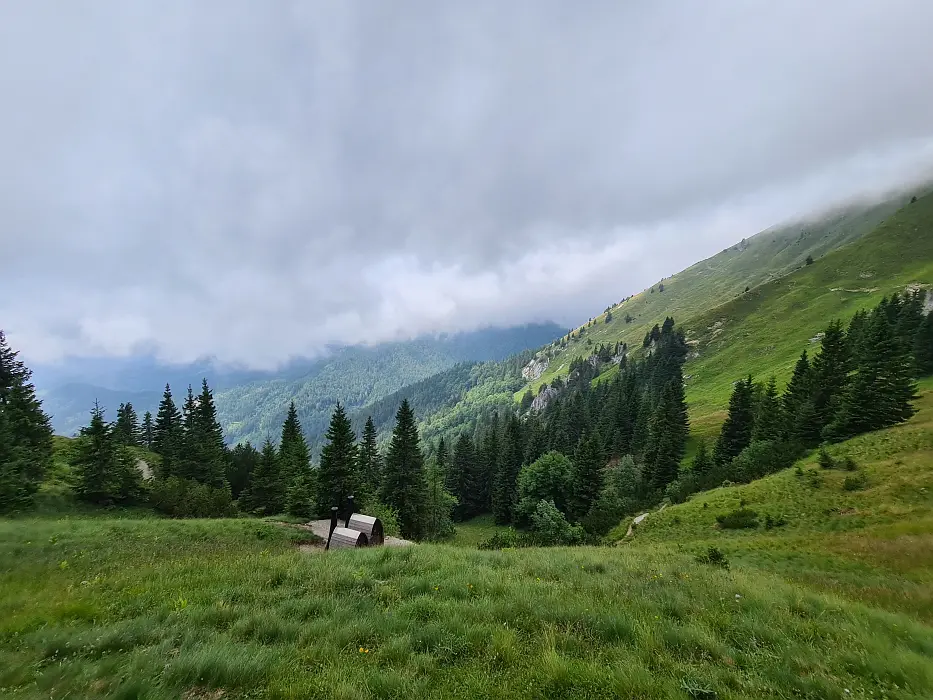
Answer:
[522,191,919,398]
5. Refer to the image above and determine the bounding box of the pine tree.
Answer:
[643,379,688,489]
[278,402,309,484]
[186,379,227,487]
[448,433,481,520]
[152,384,183,478]
[140,411,154,451]
[571,433,605,520]
[357,416,383,506]
[491,416,524,524]
[316,403,358,517]
[423,457,456,540]
[811,320,850,429]
[228,441,260,499]
[478,413,500,512]
[381,400,428,539]
[113,402,140,446]
[240,438,284,514]
[914,311,933,376]
[0,330,53,512]
[73,402,141,505]
[824,310,918,440]
[691,441,711,478]
[781,352,820,445]
[285,463,317,520]
[713,377,755,466]
[752,376,781,442]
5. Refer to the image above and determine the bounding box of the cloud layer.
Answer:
[3,1,933,367]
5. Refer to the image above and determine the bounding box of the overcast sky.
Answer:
[3,1,933,368]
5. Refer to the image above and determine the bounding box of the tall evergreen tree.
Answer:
[477,412,500,512]
[713,377,755,466]
[285,463,317,520]
[571,433,605,520]
[491,416,524,524]
[73,402,141,505]
[381,399,428,539]
[448,434,482,520]
[824,310,918,440]
[240,438,284,514]
[187,379,227,487]
[811,320,851,428]
[423,456,456,540]
[316,403,358,517]
[358,416,383,505]
[152,384,183,478]
[643,379,688,489]
[278,402,309,484]
[228,441,260,499]
[781,352,820,445]
[113,402,140,446]
[690,440,711,479]
[752,376,782,442]
[914,310,933,376]
[140,411,154,451]
[0,330,53,512]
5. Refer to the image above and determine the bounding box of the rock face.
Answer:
[531,386,560,412]
[522,356,549,381]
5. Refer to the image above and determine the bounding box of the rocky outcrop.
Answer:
[530,386,560,412]
[522,356,549,381]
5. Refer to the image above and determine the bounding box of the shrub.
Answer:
[843,472,868,492]
[478,529,521,550]
[729,440,801,483]
[818,448,837,470]
[764,514,787,529]
[716,507,758,529]
[515,452,575,525]
[841,456,858,472]
[149,477,237,518]
[804,469,824,489]
[695,546,729,569]
[358,500,401,537]
[528,500,584,546]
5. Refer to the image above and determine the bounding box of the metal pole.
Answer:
[325,506,338,551]
[345,495,355,527]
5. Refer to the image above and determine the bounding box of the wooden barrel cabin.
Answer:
[346,514,384,546]
[328,526,369,549]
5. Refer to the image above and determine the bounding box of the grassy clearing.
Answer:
[3,515,933,699]
[448,514,511,548]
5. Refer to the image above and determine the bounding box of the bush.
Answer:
[696,546,729,569]
[843,472,868,492]
[149,477,237,518]
[818,447,836,470]
[478,529,521,550]
[841,456,858,472]
[764,514,787,529]
[528,500,584,546]
[716,507,758,529]
[729,440,801,483]
[358,500,401,537]
[515,452,575,525]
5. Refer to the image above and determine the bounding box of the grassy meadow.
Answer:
[3,380,933,699]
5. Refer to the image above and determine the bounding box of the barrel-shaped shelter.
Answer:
[328,526,369,549]
[346,514,384,546]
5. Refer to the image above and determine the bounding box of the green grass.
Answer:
[3,515,933,699]
[448,514,511,548]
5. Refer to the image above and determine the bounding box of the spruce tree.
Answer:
[491,417,524,524]
[478,412,500,511]
[316,403,358,517]
[423,456,456,540]
[571,433,605,520]
[811,320,850,429]
[449,433,481,520]
[643,380,688,489]
[381,399,428,539]
[140,411,154,451]
[358,416,383,506]
[228,441,260,499]
[152,384,183,478]
[713,377,755,466]
[824,310,918,440]
[752,376,782,442]
[278,402,309,484]
[113,402,140,446]
[186,380,227,487]
[0,330,53,512]
[73,402,142,505]
[285,463,317,520]
[691,440,711,478]
[914,311,933,376]
[781,352,820,445]
[240,438,284,514]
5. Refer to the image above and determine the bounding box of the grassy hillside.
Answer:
[520,193,915,399]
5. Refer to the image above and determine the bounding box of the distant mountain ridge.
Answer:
[35,323,564,440]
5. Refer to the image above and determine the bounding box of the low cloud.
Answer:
[3,1,933,367]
